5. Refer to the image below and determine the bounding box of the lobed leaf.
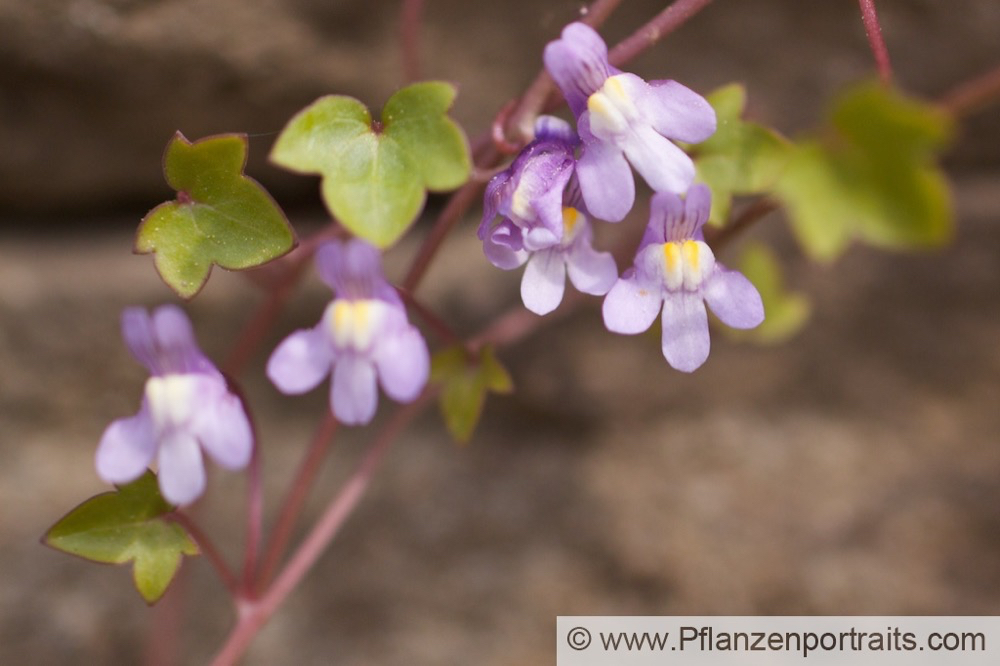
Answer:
[774,82,954,261]
[271,82,471,248]
[693,83,791,225]
[43,472,198,604]
[136,132,296,299]
[431,346,513,444]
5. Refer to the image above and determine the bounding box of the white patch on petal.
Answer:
[654,240,716,292]
[145,374,202,433]
[325,299,391,353]
[587,75,640,140]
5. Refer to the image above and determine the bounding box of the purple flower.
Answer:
[479,115,579,266]
[479,116,617,315]
[267,239,429,425]
[602,185,764,372]
[543,22,717,222]
[95,305,253,506]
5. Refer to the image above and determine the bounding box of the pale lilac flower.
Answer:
[489,203,618,316]
[267,240,429,425]
[602,185,764,372]
[95,305,253,506]
[543,22,717,222]
[479,115,579,267]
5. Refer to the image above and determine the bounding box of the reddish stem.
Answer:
[240,438,263,593]
[607,0,715,67]
[223,225,341,379]
[166,512,240,598]
[210,392,435,666]
[400,0,424,83]
[939,62,1000,119]
[402,177,489,293]
[256,412,339,589]
[857,0,893,86]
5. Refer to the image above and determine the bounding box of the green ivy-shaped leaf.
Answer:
[774,82,954,261]
[431,345,513,444]
[693,84,791,225]
[271,81,471,248]
[136,132,297,299]
[731,243,811,344]
[43,472,198,604]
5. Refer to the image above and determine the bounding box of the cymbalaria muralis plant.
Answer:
[42,0,998,662]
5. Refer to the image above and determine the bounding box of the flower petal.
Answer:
[267,326,333,394]
[521,250,567,315]
[703,268,765,329]
[661,292,710,372]
[121,308,159,374]
[478,171,509,240]
[157,430,206,506]
[151,305,214,375]
[602,273,660,334]
[682,183,712,239]
[645,191,686,247]
[566,242,618,296]
[331,355,378,425]
[374,326,430,403]
[577,116,635,222]
[191,386,253,470]
[533,115,578,144]
[646,79,717,143]
[483,220,529,270]
[543,22,611,117]
[621,123,696,195]
[316,240,398,304]
[95,409,156,484]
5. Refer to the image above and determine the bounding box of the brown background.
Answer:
[1,0,999,663]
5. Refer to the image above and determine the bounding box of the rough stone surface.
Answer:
[0,0,997,214]
[1,0,999,664]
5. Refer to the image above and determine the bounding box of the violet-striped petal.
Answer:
[543,22,612,116]
[661,292,711,372]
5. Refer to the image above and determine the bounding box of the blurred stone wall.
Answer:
[0,0,997,216]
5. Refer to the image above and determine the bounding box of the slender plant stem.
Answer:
[256,412,339,589]
[939,62,1000,119]
[166,512,240,598]
[241,438,263,593]
[607,0,715,67]
[223,225,341,378]
[705,197,780,254]
[210,392,435,666]
[857,0,893,86]
[400,0,425,83]
[505,0,625,143]
[398,288,463,346]
[402,177,490,292]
